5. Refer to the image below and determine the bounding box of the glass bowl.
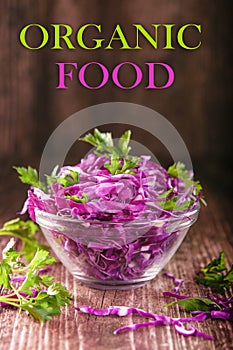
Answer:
[35,205,199,290]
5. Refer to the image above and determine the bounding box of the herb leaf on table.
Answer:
[0,218,48,262]
[195,251,233,294]
[164,297,219,312]
[0,239,73,322]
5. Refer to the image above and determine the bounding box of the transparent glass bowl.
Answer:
[35,205,199,290]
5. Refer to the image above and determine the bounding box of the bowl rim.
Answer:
[35,202,200,226]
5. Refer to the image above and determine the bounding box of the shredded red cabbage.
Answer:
[164,272,184,293]
[0,289,38,307]
[163,291,194,299]
[75,305,214,340]
[174,322,214,340]
[24,154,200,222]
[75,271,232,340]
[192,308,233,322]
[9,267,50,283]
[23,154,202,283]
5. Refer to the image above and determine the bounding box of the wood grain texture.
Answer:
[0,0,38,156]
[0,173,232,350]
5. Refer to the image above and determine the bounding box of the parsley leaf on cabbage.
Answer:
[168,161,207,206]
[80,129,138,174]
[14,166,46,191]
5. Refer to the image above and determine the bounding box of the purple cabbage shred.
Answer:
[23,154,202,282]
[0,289,38,307]
[75,273,233,341]
[75,305,214,340]
[164,291,233,323]
[164,272,184,293]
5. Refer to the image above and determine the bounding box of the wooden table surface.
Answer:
[0,170,233,350]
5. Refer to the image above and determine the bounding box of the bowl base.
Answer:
[73,274,151,290]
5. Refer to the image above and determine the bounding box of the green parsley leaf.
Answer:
[94,128,114,149]
[80,129,139,174]
[0,238,73,322]
[21,303,53,322]
[80,129,117,157]
[19,270,41,293]
[47,169,79,188]
[58,172,79,187]
[157,188,174,199]
[118,130,131,156]
[158,197,193,211]
[167,162,190,180]
[0,218,48,262]
[19,284,72,322]
[167,162,207,206]
[81,128,114,149]
[47,281,73,304]
[27,249,56,272]
[0,261,12,288]
[104,157,139,175]
[14,166,46,191]
[224,265,233,282]
[2,239,22,269]
[164,297,219,312]
[39,275,55,288]
[195,251,233,294]
[65,193,89,203]
[80,129,126,157]
[203,251,226,272]
[121,158,138,173]
[105,157,122,175]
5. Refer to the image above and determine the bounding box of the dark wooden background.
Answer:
[0,1,233,349]
[0,1,232,176]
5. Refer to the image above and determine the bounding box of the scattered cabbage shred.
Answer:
[75,305,214,340]
[76,270,233,340]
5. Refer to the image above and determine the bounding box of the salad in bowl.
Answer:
[16,129,205,289]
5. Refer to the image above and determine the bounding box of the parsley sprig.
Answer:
[80,129,139,175]
[105,156,139,175]
[14,166,80,192]
[167,162,207,206]
[46,168,80,188]
[13,166,46,191]
[195,251,233,294]
[80,129,132,158]
[154,162,206,211]
[65,193,90,203]
[164,251,233,316]
[0,218,48,262]
[0,237,73,322]
[156,161,207,211]
[164,296,220,312]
